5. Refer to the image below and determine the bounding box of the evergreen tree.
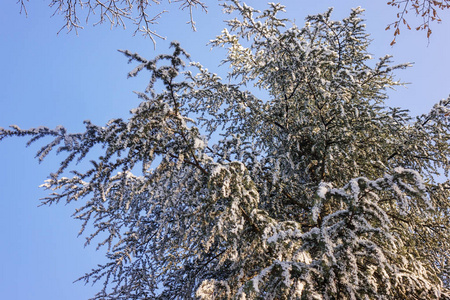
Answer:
[2,1,449,298]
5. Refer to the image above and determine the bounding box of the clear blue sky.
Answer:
[0,1,449,299]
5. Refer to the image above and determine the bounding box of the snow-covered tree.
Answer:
[2,1,449,299]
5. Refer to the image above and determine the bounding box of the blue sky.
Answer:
[0,1,449,299]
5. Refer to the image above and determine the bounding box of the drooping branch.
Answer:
[17,0,208,44]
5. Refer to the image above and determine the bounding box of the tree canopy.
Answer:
[3,1,450,299]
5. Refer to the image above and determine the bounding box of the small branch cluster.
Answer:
[386,0,450,44]
[17,0,207,44]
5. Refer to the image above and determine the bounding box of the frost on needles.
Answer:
[1,1,449,299]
